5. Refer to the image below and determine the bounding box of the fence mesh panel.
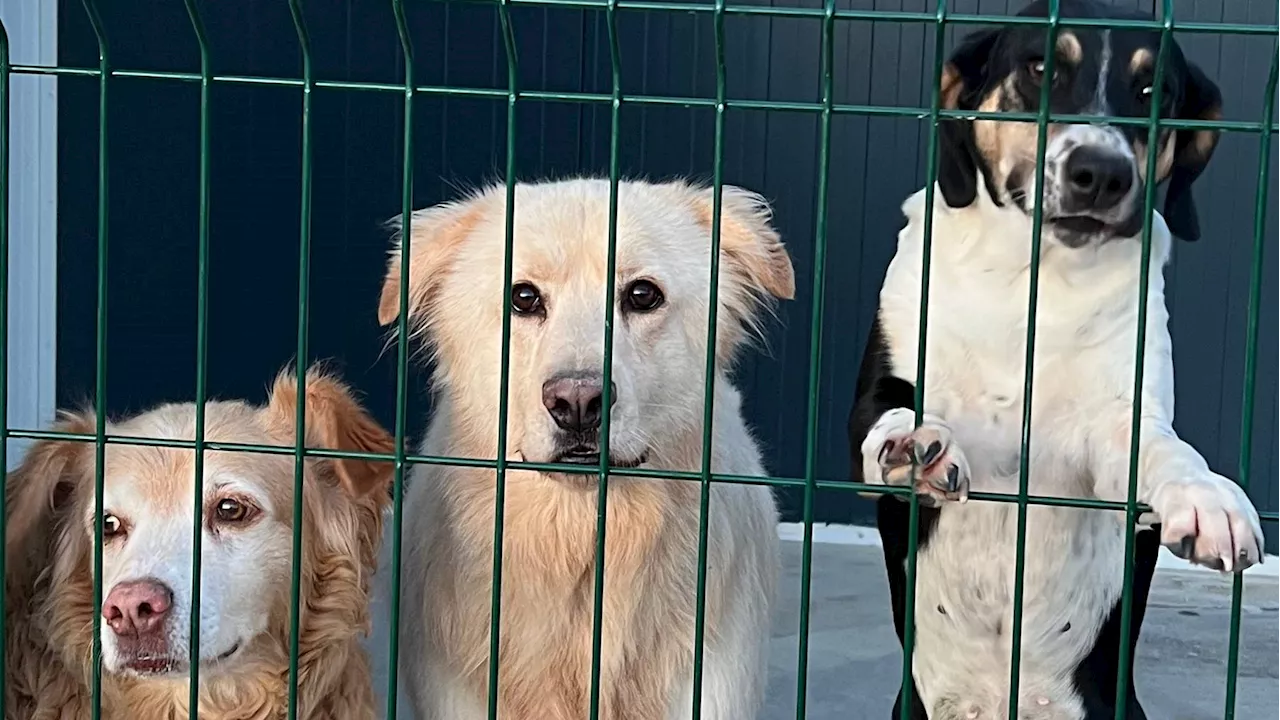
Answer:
[1,1,1277,719]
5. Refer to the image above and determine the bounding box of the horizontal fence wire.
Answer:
[0,2,1276,719]
[8,434,1278,522]
[8,61,1278,134]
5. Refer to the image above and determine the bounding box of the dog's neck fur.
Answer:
[411,371,758,718]
[909,179,1171,286]
[884,181,1173,366]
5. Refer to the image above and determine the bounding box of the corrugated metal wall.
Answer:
[55,0,1277,548]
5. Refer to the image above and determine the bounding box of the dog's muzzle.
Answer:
[1047,145,1142,247]
[542,372,647,469]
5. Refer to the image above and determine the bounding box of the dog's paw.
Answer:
[860,409,970,506]
[1148,473,1265,573]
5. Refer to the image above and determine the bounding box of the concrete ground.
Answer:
[764,537,1279,720]
[369,530,1279,719]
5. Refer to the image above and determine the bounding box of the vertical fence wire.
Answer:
[689,0,728,715]
[587,2,624,717]
[180,1,213,714]
[385,1,415,718]
[80,0,111,715]
[285,1,315,718]
[1113,2,1175,716]
[487,1,521,716]
[899,3,949,717]
[1223,49,1277,720]
[1006,2,1060,715]
[793,0,838,716]
[0,18,9,713]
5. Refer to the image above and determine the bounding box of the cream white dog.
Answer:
[368,178,795,720]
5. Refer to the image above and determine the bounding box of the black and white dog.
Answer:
[847,2,1265,719]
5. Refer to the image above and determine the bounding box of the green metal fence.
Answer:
[0,1,1277,720]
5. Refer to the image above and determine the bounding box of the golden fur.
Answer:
[5,366,394,720]
[369,178,792,720]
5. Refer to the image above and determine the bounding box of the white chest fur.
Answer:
[875,189,1175,719]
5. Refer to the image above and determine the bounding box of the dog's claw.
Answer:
[878,440,895,465]
[1177,535,1196,560]
[873,422,969,506]
[919,440,943,467]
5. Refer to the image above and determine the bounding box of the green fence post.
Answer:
[285,1,315,718]
[1006,2,1061,715]
[899,2,952,717]
[689,0,728,715]
[79,0,112,716]
[1114,2,1176,717]
[487,1,521,717]
[179,1,213,714]
[385,1,415,718]
[588,2,624,717]
[1223,49,1277,720]
[794,0,838,716]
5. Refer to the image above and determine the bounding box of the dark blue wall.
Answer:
[55,0,1277,546]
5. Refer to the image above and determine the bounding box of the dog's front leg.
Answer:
[1089,413,1265,573]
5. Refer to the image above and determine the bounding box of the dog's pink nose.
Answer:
[103,579,173,636]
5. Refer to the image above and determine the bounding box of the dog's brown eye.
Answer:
[511,283,544,315]
[1028,60,1058,84]
[624,279,665,313]
[102,513,124,538]
[215,498,250,524]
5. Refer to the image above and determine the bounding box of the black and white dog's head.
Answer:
[937,0,1222,247]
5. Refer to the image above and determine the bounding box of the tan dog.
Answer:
[5,366,394,720]
[371,178,795,720]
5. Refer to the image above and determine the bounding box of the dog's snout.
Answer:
[1064,147,1134,211]
[542,375,618,431]
[103,579,173,637]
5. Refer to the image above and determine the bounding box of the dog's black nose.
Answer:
[542,375,617,431]
[1064,147,1134,211]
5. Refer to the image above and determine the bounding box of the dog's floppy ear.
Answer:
[377,196,486,329]
[696,185,795,301]
[267,366,395,498]
[937,28,1000,208]
[1162,61,1222,242]
[5,412,94,575]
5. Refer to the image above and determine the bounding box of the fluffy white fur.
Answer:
[858,186,1264,718]
[367,178,794,720]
